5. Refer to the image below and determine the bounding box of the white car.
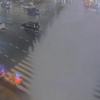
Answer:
[21,4,35,9]
[0,23,5,29]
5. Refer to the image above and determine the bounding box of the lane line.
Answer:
[11,69,32,82]
[15,66,34,77]
[19,37,23,39]
[9,43,13,46]
[18,63,34,72]
[15,46,19,49]
[25,39,29,42]
[4,55,8,57]
[11,59,15,62]
[22,50,27,53]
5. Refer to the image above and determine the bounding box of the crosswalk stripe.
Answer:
[11,69,32,82]
[7,72,31,88]
[22,60,33,67]
[18,63,34,72]
[15,66,34,77]
[25,57,32,61]
[18,85,31,95]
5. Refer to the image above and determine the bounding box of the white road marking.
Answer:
[15,66,34,77]
[4,55,8,57]
[25,57,31,61]
[22,60,33,67]
[0,51,2,53]
[25,39,29,42]
[18,85,31,95]
[15,46,19,49]
[22,81,31,88]
[9,43,13,46]
[11,69,32,82]
[7,72,32,88]
[34,31,39,33]
[18,63,34,72]
[22,50,27,53]
[19,37,23,39]
[11,59,15,62]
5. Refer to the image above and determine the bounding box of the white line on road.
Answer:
[25,39,29,42]
[0,51,2,53]
[22,50,27,53]
[15,46,19,49]
[7,72,32,89]
[18,63,34,72]
[19,37,23,39]
[11,59,15,62]
[9,43,13,46]
[18,85,31,95]
[25,57,32,61]
[22,60,33,67]
[15,66,34,77]
[11,69,32,82]
[4,55,8,57]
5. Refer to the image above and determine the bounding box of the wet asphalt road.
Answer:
[1,0,100,100]
[0,1,60,68]
[0,1,64,100]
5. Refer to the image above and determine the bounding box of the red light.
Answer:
[2,72,6,76]
[15,78,22,85]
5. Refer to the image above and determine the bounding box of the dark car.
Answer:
[21,21,40,31]
[1,2,10,9]
[27,8,41,15]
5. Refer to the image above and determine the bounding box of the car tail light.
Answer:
[39,23,40,26]
[0,26,1,28]
[34,25,36,28]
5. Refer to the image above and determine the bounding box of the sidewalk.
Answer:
[0,85,20,100]
[0,78,30,100]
